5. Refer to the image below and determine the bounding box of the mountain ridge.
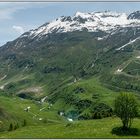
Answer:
[17,11,140,40]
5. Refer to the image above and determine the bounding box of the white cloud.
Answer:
[0,3,47,20]
[0,3,27,20]
[12,25,24,34]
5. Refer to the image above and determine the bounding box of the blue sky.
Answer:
[0,2,140,46]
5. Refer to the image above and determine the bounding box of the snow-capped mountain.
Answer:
[1,11,140,99]
[20,11,140,39]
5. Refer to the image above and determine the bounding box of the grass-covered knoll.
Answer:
[49,77,117,119]
[0,94,64,132]
[51,77,117,106]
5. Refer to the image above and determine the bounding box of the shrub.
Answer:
[8,123,13,131]
[92,103,113,119]
[114,93,138,129]
[23,119,27,127]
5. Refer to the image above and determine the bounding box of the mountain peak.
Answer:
[75,11,92,18]
[127,11,140,19]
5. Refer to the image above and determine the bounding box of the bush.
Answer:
[23,119,27,127]
[65,123,72,127]
[8,123,13,131]
[75,99,92,110]
[92,103,113,119]
[14,123,19,130]
[114,93,138,129]
[78,110,92,120]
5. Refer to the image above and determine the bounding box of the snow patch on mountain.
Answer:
[136,56,140,58]
[97,37,104,40]
[116,36,140,51]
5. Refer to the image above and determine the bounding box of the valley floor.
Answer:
[0,117,140,138]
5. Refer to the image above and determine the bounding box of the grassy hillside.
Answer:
[1,118,140,138]
[0,29,140,138]
[0,76,139,138]
[1,30,140,99]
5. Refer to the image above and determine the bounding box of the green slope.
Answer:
[1,118,140,138]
